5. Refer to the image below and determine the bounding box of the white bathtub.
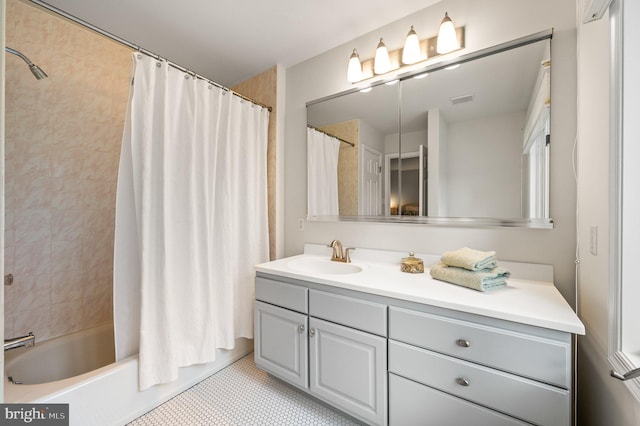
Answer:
[4,323,253,425]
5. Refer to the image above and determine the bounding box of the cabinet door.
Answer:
[309,317,387,426]
[254,301,308,389]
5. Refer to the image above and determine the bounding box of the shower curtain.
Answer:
[307,128,340,216]
[114,53,269,390]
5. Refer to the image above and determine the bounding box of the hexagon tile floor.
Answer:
[128,354,361,425]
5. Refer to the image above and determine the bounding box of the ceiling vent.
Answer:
[450,93,474,105]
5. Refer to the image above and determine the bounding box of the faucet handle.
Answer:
[344,247,355,263]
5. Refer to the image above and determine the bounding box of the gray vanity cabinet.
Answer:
[388,306,572,426]
[254,301,308,389]
[254,276,388,425]
[309,317,387,426]
[254,272,575,426]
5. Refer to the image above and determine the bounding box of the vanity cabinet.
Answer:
[254,270,576,426]
[388,306,572,426]
[254,276,388,425]
[254,301,308,388]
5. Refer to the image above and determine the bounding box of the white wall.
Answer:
[576,0,640,423]
[359,120,385,155]
[446,111,524,218]
[285,0,578,305]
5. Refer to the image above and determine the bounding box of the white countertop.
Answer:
[255,244,585,335]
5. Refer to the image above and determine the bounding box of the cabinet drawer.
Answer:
[389,373,529,426]
[309,290,387,336]
[255,277,308,314]
[389,340,570,426]
[388,306,570,388]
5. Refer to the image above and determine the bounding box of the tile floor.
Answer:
[128,354,361,425]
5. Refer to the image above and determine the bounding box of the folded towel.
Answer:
[441,247,497,271]
[429,262,510,292]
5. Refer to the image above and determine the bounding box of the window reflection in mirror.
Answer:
[306,32,552,224]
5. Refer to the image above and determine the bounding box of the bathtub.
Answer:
[4,322,253,425]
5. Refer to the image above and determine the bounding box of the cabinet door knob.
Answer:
[309,329,316,337]
[456,377,470,386]
[298,324,305,333]
[456,339,470,348]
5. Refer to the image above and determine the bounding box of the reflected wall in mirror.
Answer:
[306,31,552,226]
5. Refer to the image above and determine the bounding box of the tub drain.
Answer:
[8,376,23,385]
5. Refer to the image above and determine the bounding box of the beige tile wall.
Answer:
[319,120,359,216]
[232,67,278,260]
[4,0,132,341]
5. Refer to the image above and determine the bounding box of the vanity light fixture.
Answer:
[437,12,460,54]
[347,49,363,83]
[346,13,464,84]
[374,38,391,74]
[402,25,421,64]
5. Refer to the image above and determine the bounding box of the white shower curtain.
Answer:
[307,128,340,216]
[114,53,269,390]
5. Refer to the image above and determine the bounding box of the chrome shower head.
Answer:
[29,64,48,80]
[5,47,48,80]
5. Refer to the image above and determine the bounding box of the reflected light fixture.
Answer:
[437,12,460,54]
[374,38,391,74]
[347,49,362,83]
[402,25,421,64]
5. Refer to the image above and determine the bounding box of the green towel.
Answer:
[441,247,497,271]
[429,262,510,292]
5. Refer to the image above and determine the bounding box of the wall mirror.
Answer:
[306,30,553,228]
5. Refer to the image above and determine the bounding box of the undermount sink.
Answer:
[287,258,363,275]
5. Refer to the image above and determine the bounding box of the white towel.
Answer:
[441,247,497,271]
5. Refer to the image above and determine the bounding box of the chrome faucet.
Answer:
[4,332,35,351]
[328,240,355,263]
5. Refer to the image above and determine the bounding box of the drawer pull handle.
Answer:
[298,324,305,333]
[456,377,470,386]
[456,339,470,348]
[309,329,316,337]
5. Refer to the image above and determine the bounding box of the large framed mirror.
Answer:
[306,30,553,228]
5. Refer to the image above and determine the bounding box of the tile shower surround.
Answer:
[4,0,133,342]
[4,0,278,344]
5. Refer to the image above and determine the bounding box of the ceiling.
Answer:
[38,0,441,87]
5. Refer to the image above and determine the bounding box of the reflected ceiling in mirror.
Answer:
[306,30,554,228]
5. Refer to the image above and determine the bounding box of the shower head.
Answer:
[5,47,48,80]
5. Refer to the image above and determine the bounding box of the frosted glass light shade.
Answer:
[437,12,459,54]
[402,26,421,64]
[347,49,362,82]
[374,38,391,74]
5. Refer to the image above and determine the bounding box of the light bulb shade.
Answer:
[402,26,421,64]
[437,12,460,54]
[374,38,391,74]
[347,49,362,83]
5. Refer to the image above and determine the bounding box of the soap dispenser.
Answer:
[401,251,424,274]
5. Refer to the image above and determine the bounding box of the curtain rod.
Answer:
[308,126,355,147]
[28,0,272,112]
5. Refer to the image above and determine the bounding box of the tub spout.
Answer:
[4,332,35,351]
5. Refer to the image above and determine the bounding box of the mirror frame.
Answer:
[306,29,554,229]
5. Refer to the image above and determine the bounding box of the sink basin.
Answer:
[287,258,363,275]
